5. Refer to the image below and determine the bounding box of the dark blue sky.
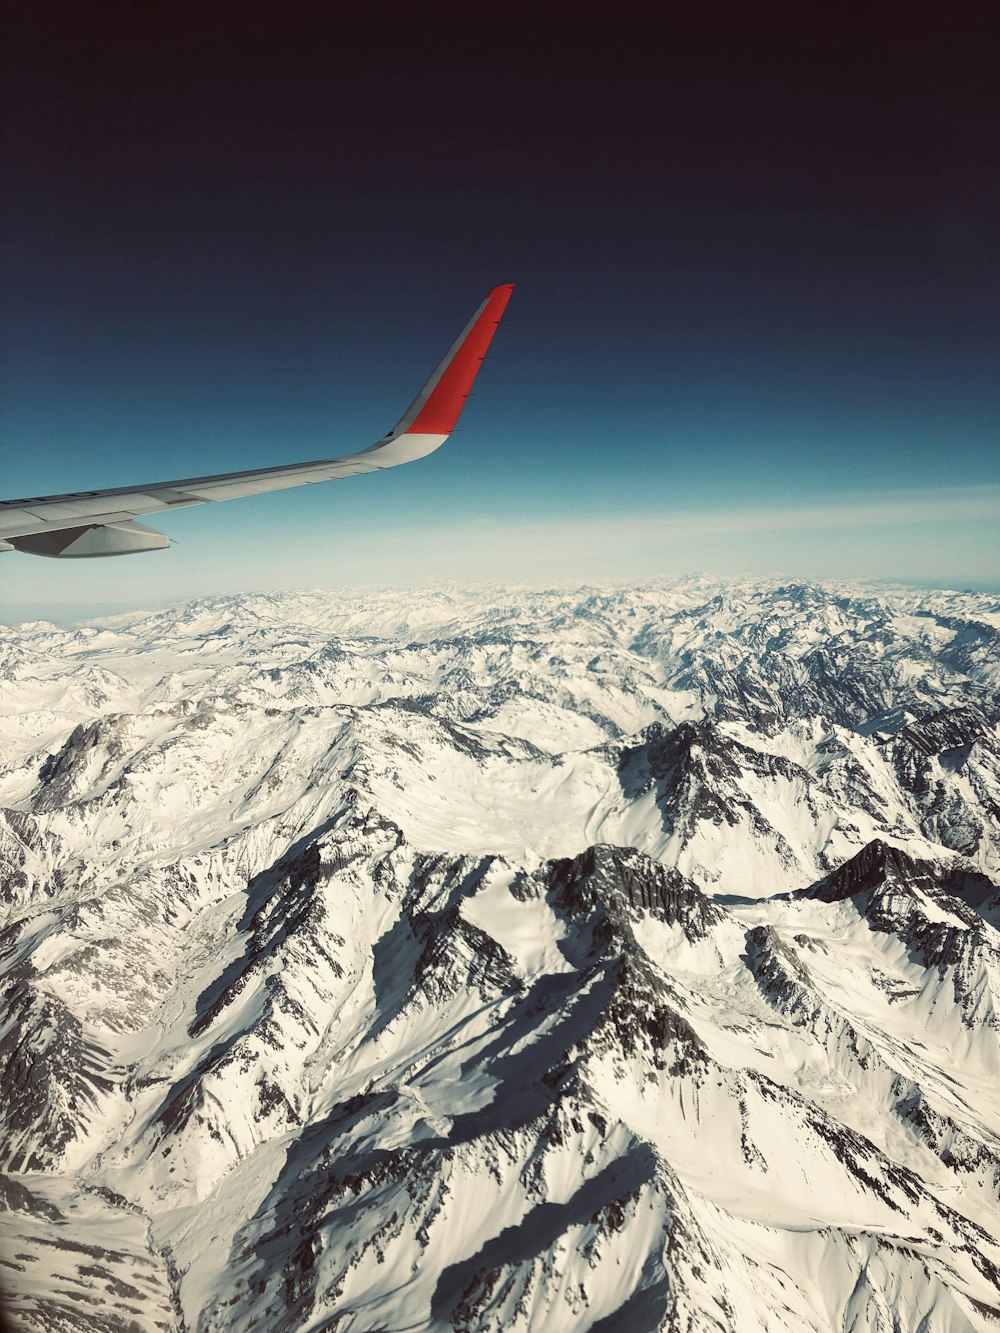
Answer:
[3,7,998,611]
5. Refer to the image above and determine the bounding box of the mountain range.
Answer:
[1,578,999,1331]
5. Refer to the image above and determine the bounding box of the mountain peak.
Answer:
[547,844,724,941]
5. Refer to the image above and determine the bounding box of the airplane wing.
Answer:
[0,283,515,558]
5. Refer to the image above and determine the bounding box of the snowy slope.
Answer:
[1,578,999,1331]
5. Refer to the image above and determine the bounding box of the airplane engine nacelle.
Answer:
[8,519,170,558]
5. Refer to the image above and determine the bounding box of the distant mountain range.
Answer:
[2,579,999,1331]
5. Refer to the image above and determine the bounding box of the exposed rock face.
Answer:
[1,578,1000,1331]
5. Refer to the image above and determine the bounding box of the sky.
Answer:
[2,6,998,619]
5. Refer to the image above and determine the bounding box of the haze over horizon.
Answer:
[3,9,997,616]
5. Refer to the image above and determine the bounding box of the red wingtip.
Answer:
[404,283,516,436]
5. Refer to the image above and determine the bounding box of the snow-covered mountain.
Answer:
[2,578,999,1331]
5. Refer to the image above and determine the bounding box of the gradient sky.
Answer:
[2,8,998,619]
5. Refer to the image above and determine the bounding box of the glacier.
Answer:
[1,577,999,1331]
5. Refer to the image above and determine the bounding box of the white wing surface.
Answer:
[1,283,515,558]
